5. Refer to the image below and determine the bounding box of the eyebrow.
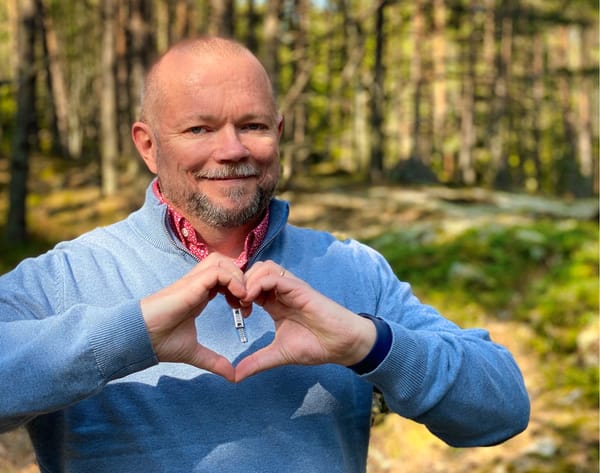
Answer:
[178,112,276,127]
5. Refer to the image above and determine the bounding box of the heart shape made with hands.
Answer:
[142,257,373,384]
[211,267,333,383]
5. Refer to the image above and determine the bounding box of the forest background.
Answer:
[0,1,598,472]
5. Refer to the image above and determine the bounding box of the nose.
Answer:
[213,125,250,162]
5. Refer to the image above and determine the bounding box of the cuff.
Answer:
[348,313,392,375]
[88,300,158,381]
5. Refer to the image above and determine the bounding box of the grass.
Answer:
[365,219,599,407]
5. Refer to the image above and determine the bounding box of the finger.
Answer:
[201,254,248,296]
[143,259,247,335]
[183,257,247,305]
[187,343,236,382]
[213,269,247,301]
[242,264,296,305]
[234,345,283,382]
[233,302,253,319]
[244,260,293,281]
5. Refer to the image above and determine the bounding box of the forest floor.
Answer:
[0,159,598,473]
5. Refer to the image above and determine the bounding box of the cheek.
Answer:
[261,157,281,188]
[160,142,208,172]
[250,138,279,163]
[258,145,280,176]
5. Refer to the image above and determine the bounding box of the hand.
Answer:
[235,261,377,382]
[140,253,247,382]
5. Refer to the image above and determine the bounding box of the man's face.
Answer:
[146,52,282,228]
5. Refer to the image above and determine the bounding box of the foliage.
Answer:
[366,219,599,405]
[0,234,54,274]
[1,0,598,195]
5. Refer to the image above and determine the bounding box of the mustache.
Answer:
[193,163,260,179]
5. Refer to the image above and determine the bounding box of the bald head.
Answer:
[139,37,277,129]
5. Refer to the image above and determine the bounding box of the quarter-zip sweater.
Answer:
[0,182,529,473]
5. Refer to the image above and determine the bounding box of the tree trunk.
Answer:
[115,1,130,162]
[529,31,544,190]
[458,17,476,186]
[431,0,447,166]
[262,0,282,93]
[171,0,196,43]
[37,0,70,158]
[6,0,19,79]
[573,25,594,196]
[339,0,366,172]
[155,0,169,52]
[555,26,580,196]
[408,0,425,163]
[489,1,513,189]
[100,0,119,197]
[127,0,155,176]
[369,1,386,183]
[281,0,310,188]
[208,0,235,37]
[245,0,259,53]
[7,0,37,242]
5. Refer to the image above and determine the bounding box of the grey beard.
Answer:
[184,184,273,228]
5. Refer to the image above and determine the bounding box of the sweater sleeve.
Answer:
[355,249,530,447]
[0,253,158,433]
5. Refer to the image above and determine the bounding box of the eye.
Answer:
[242,123,268,132]
[186,126,210,135]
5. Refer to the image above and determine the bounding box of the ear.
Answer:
[132,121,158,174]
[276,114,284,139]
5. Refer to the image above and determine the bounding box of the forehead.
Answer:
[157,49,276,113]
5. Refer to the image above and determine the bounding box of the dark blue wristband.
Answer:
[348,313,392,375]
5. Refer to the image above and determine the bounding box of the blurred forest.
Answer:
[0,1,598,473]
[0,0,598,242]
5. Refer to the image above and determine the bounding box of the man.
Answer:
[0,37,529,472]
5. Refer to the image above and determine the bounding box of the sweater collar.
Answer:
[130,180,289,264]
[150,180,269,268]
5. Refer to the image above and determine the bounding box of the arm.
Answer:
[0,251,246,432]
[235,259,529,447]
[361,251,530,446]
[0,256,156,432]
[364,308,530,446]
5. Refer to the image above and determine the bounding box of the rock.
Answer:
[448,261,491,287]
[523,437,559,458]
[577,320,599,367]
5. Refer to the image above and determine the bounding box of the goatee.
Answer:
[185,184,273,228]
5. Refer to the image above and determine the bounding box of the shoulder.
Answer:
[277,222,393,283]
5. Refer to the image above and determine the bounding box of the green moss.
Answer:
[367,220,597,323]
[365,219,599,408]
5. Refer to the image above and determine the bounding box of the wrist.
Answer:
[348,313,392,375]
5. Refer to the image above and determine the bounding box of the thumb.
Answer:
[188,344,237,382]
[234,345,283,382]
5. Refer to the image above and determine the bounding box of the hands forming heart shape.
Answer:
[140,253,376,383]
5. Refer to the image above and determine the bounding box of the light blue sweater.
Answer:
[0,183,529,472]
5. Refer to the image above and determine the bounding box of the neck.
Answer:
[152,181,266,259]
[191,219,257,258]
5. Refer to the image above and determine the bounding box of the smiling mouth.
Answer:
[206,175,256,181]
[193,164,260,181]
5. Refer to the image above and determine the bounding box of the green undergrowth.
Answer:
[365,219,599,406]
[0,233,55,274]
